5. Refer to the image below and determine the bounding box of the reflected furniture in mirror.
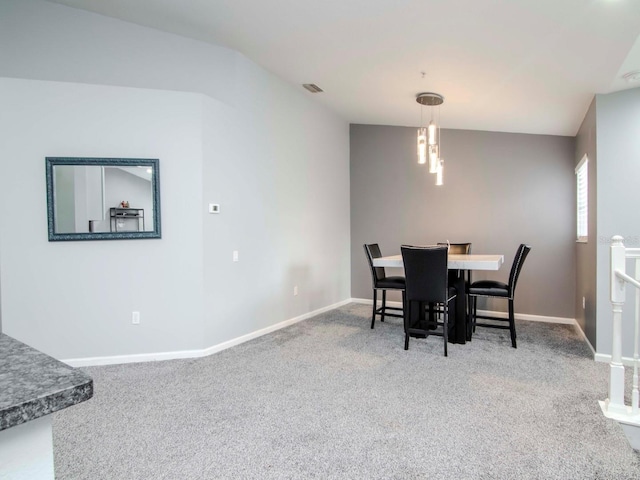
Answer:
[110,207,145,232]
[46,157,161,241]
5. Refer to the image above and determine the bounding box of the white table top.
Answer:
[372,253,504,271]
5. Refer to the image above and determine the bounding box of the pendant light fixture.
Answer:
[416,92,445,185]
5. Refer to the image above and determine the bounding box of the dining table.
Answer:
[372,253,504,344]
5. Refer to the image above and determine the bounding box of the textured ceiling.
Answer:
[47,0,640,136]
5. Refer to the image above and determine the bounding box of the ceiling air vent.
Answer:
[302,84,323,93]
[623,71,640,83]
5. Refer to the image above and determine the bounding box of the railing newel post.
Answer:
[609,236,627,413]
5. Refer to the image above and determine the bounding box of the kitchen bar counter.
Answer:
[0,333,93,431]
[0,333,93,479]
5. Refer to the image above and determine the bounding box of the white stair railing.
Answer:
[600,235,640,450]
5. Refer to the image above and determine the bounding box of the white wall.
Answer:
[201,71,351,347]
[595,88,640,356]
[0,0,350,360]
[0,0,237,106]
[0,79,205,358]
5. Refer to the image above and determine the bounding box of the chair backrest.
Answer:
[401,245,449,303]
[508,244,532,298]
[437,242,471,254]
[364,243,386,287]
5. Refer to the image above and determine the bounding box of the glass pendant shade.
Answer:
[417,128,427,164]
[428,145,439,173]
[435,158,444,186]
[428,121,437,145]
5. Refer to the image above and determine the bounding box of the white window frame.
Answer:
[576,155,588,243]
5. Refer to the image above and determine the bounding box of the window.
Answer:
[576,155,588,242]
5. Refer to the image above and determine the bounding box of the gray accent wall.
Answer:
[351,125,576,319]
[595,88,640,356]
[574,98,597,348]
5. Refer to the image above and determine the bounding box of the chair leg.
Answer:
[508,299,517,348]
[381,290,386,322]
[465,293,471,341]
[443,303,449,357]
[371,289,377,329]
[471,296,477,333]
[466,300,472,341]
[404,294,410,350]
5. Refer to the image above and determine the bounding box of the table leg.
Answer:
[451,269,466,344]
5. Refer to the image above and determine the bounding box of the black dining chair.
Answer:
[364,244,405,329]
[468,244,531,348]
[401,245,457,356]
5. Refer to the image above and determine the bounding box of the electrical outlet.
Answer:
[132,311,140,324]
[294,286,298,296]
[233,250,239,262]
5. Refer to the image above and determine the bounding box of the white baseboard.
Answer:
[353,297,605,361]
[350,298,576,325]
[62,299,588,368]
[476,309,576,325]
[594,353,638,366]
[62,299,352,367]
[570,320,596,358]
[198,299,351,357]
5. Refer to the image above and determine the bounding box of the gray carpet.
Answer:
[53,303,640,479]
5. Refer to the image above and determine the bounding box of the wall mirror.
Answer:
[46,157,161,241]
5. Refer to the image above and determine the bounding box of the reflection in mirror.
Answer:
[46,157,161,241]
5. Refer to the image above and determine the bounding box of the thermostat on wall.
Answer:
[208,203,220,214]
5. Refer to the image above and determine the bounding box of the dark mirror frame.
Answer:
[46,157,162,241]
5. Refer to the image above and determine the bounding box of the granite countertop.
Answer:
[0,333,93,431]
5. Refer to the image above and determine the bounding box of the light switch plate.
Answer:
[208,203,220,214]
